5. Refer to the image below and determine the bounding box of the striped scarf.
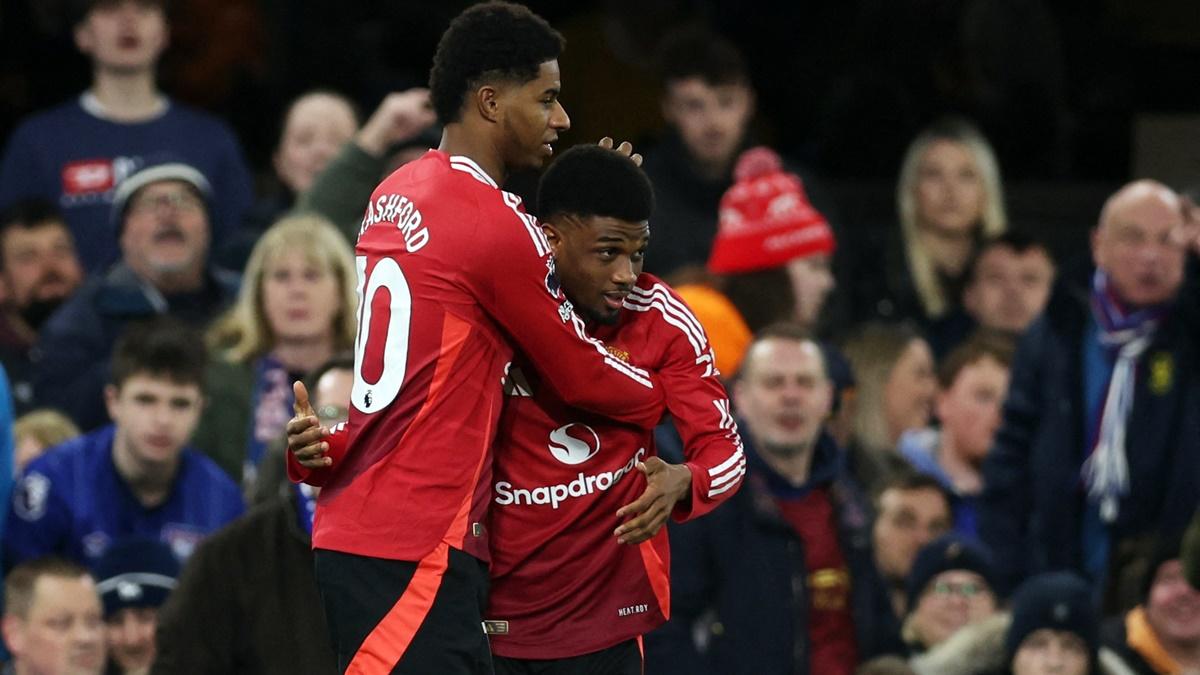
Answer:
[1081,270,1170,523]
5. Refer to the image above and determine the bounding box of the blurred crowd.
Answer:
[0,1,1198,674]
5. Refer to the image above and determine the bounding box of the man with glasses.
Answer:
[646,323,899,674]
[900,534,999,654]
[33,159,238,430]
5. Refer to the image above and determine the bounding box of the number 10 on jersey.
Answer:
[352,255,412,414]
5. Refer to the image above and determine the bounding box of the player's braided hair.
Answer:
[429,2,564,124]
[536,145,654,224]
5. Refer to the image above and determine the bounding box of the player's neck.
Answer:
[271,336,335,375]
[439,124,506,186]
[111,437,180,509]
[88,69,164,123]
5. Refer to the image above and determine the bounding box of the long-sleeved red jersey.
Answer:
[287,151,664,563]
[485,275,745,659]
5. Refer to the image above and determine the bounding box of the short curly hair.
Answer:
[429,2,564,124]
[537,145,654,224]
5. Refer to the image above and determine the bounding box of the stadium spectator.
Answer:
[645,324,899,674]
[0,200,84,414]
[13,409,80,474]
[641,27,834,279]
[0,0,253,273]
[872,472,954,619]
[980,180,1200,600]
[296,88,438,240]
[215,89,361,271]
[1101,535,1200,673]
[153,356,351,675]
[256,90,357,228]
[1,557,105,675]
[899,330,1016,537]
[672,146,837,376]
[842,117,1007,327]
[927,233,1056,359]
[902,534,999,655]
[92,538,179,675]
[33,159,238,431]
[1007,572,1097,675]
[841,322,937,491]
[5,319,243,569]
[193,214,355,488]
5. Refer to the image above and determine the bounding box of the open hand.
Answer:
[356,88,437,158]
[598,136,642,167]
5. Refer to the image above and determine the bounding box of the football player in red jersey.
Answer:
[284,3,667,674]
[294,145,744,674]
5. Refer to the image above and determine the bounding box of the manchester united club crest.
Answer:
[605,345,630,363]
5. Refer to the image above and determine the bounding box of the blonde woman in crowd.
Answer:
[844,118,1007,327]
[192,214,356,493]
[841,322,937,491]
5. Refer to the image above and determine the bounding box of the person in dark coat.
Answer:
[979,180,1200,604]
[33,159,238,431]
[645,324,899,675]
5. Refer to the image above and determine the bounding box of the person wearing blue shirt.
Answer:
[4,317,244,569]
[0,0,253,273]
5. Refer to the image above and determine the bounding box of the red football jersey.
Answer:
[485,275,745,659]
[288,151,664,563]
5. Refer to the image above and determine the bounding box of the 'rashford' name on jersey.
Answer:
[289,152,666,565]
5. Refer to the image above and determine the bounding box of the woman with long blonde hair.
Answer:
[843,118,1006,327]
[193,213,357,490]
[897,117,1007,320]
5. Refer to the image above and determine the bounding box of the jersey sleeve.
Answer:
[468,199,665,429]
[3,468,72,571]
[639,283,745,521]
[286,421,349,486]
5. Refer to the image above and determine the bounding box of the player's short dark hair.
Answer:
[110,317,207,391]
[5,557,92,619]
[536,145,654,223]
[657,25,749,88]
[428,1,564,125]
[964,232,1053,286]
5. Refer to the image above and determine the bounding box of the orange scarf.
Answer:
[1127,606,1182,674]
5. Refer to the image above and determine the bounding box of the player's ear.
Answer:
[542,222,563,256]
[476,84,502,124]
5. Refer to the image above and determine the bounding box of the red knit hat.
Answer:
[706,146,835,274]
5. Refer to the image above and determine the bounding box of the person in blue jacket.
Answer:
[4,317,243,569]
[0,0,252,273]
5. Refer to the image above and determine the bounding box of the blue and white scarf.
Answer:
[1082,270,1170,523]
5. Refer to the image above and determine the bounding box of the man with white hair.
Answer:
[981,180,1200,605]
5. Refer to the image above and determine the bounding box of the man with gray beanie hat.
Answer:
[32,157,238,431]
